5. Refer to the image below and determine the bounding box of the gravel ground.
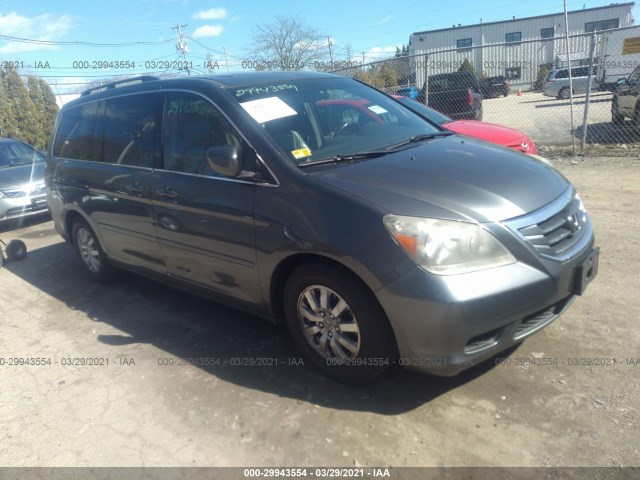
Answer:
[0,157,638,470]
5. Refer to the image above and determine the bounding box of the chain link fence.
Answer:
[332,26,640,154]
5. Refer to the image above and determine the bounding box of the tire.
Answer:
[5,240,27,262]
[611,101,625,125]
[558,87,571,100]
[72,219,114,281]
[633,105,640,128]
[283,262,397,383]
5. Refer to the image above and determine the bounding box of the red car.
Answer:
[393,95,537,154]
[315,97,538,155]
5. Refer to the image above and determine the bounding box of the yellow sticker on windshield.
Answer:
[291,147,312,159]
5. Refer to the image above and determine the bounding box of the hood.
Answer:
[0,162,46,190]
[310,135,568,223]
[443,120,537,153]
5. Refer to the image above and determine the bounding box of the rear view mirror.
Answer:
[206,145,241,177]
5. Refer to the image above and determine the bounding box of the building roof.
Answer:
[411,2,635,37]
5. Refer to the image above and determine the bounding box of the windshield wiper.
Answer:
[383,132,453,150]
[299,150,389,168]
[298,132,453,168]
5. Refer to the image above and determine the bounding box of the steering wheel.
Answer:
[334,122,360,136]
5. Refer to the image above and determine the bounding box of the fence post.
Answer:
[580,32,597,151]
[563,0,576,155]
[423,54,429,105]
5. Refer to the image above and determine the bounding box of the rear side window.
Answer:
[53,101,103,161]
[102,93,162,167]
[428,73,475,91]
[554,70,568,79]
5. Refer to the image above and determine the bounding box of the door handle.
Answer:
[155,187,179,199]
[126,183,144,194]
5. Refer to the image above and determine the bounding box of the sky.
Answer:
[0,0,635,94]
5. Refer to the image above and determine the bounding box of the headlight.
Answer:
[526,154,554,167]
[383,215,516,275]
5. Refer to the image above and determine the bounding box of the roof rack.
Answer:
[81,76,160,96]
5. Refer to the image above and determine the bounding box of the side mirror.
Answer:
[617,78,627,86]
[206,145,241,177]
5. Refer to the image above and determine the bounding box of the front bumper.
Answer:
[376,244,597,376]
[0,194,48,222]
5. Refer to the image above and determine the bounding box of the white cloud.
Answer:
[192,8,227,20]
[380,15,393,24]
[192,25,224,38]
[0,11,71,54]
[366,45,400,59]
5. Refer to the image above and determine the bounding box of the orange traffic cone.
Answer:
[517,88,522,96]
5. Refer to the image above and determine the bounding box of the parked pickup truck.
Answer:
[423,71,483,120]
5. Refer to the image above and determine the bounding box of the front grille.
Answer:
[514,296,573,340]
[1,189,26,198]
[1,183,45,198]
[507,189,592,261]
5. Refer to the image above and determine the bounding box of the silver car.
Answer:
[0,138,48,224]
[543,66,599,99]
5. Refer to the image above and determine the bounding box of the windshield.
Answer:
[428,73,474,92]
[0,141,45,169]
[395,97,452,126]
[227,77,441,165]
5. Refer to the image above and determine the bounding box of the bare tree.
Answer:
[248,16,328,71]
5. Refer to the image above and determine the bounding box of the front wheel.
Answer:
[72,219,114,281]
[558,87,571,100]
[283,262,397,382]
[633,105,640,128]
[612,101,625,125]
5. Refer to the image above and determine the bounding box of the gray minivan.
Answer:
[47,72,598,382]
[543,66,599,99]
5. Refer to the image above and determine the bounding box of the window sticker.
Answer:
[368,105,388,115]
[240,97,297,124]
[234,84,299,97]
[291,147,312,159]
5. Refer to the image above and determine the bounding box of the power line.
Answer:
[0,33,178,48]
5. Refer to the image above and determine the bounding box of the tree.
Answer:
[1,68,39,145]
[28,77,47,147]
[458,58,475,74]
[395,45,409,57]
[0,68,59,148]
[248,16,329,71]
[0,71,18,137]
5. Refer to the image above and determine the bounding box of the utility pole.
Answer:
[327,37,333,63]
[223,46,230,72]
[172,24,191,75]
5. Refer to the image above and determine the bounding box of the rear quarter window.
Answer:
[53,101,103,161]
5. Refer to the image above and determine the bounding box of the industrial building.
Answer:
[408,2,635,87]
